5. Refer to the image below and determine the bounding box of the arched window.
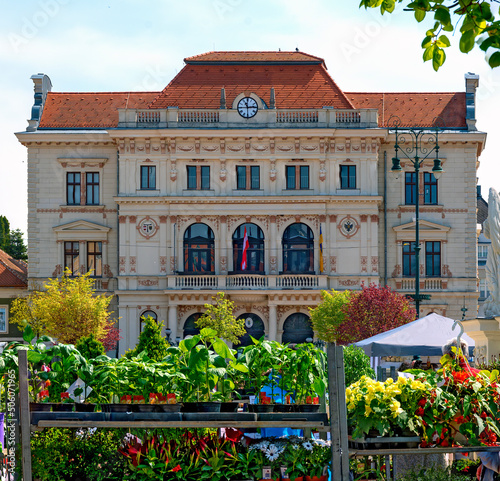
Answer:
[232,223,265,273]
[183,223,215,273]
[237,313,265,347]
[183,313,202,338]
[140,310,157,332]
[282,313,314,345]
[282,223,314,273]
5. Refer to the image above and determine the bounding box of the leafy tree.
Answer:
[360,0,500,70]
[7,228,27,261]
[195,292,246,345]
[76,333,105,360]
[343,344,375,387]
[336,283,416,345]
[126,315,169,361]
[308,289,352,343]
[10,269,115,344]
[0,216,10,251]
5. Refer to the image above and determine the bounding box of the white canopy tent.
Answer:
[354,313,475,357]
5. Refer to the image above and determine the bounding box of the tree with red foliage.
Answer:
[335,284,416,345]
[100,324,122,352]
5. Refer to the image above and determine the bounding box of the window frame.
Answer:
[423,172,438,205]
[232,223,265,273]
[402,241,417,277]
[0,306,8,334]
[87,241,103,277]
[183,223,215,274]
[425,241,441,277]
[140,165,156,190]
[282,223,314,274]
[286,165,309,190]
[64,241,80,276]
[340,165,356,190]
[405,172,417,205]
[66,172,81,205]
[187,165,210,190]
[236,165,260,190]
[85,172,100,205]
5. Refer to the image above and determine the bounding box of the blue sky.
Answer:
[1,0,499,233]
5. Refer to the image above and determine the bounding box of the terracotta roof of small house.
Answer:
[346,92,466,128]
[38,92,158,129]
[0,249,27,288]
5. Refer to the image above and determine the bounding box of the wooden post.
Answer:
[327,343,349,481]
[18,350,32,481]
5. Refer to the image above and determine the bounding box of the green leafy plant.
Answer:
[344,344,375,387]
[195,292,246,345]
[309,289,351,343]
[126,315,169,362]
[76,333,105,360]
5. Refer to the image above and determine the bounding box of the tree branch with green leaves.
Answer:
[359,0,500,70]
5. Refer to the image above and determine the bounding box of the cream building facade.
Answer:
[16,52,486,354]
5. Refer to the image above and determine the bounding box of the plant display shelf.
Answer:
[18,345,350,481]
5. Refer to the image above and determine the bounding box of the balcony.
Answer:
[117,107,378,129]
[397,278,445,291]
[166,274,328,290]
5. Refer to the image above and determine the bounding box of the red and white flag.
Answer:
[241,227,249,270]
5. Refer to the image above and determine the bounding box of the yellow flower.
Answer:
[346,387,352,397]
[365,404,373,416]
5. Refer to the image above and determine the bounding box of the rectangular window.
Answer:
[0,306,7,333]
[480,279,490,300]
[478,245,489,266]
[64,241,80,276]
[187,166,210,190]
[86,172,100,205]
[402,241,417,277]
[87,241,102,277]
[140,166,156,190]
[340,165,356,189]
[237,165,260,190]
[286,165,309,190]
[67,172,81,205]
[425,241,441,277]
[424,172,438,204]
[405,172,417,205]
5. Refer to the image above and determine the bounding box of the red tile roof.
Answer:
[149,61,354,109]
[346,92,466,128]
[39,92,158,129]
[0,249,27,288]
[36,51,467,129]
[184,51,325,65]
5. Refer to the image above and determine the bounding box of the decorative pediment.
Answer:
[53,220,110,241]
[393,219,450,241]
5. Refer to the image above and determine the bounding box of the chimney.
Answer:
[465,72,479,131]
[27,74,52,132]
[220,87,226,109]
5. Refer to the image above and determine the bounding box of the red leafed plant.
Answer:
[100,324,122,352]
[335,283,416,345]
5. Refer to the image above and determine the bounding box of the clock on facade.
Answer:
[237,97,258,118]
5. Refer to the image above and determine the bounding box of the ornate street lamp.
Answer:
[389,116,444,318]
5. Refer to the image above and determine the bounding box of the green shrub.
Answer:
[397,466,475,481]
[126,315,169,361]
[76,333,105,360]
[343,344,375,387]
[31,428,127,481]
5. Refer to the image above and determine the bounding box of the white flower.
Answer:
[292,443,300,450]
[302,441,313,452]
[265,444,280,461]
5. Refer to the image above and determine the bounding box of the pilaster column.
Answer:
[269,216,278,274]
[168,305,178,341]
[159,216,168,275]
[220,216,228,274]
[129,216,137,274]
[268,304,277,341]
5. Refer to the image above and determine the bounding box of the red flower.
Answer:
[60,392,70,399]
[171,465,181,472]
[44,380,51,387]
[415,407,425,417]
[417,398,427,407]
[39,389,49,399]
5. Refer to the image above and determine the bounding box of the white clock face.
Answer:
[237,97,258,118]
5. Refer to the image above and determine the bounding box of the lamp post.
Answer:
[389,116,444,318]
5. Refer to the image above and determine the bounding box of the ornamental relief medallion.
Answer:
[137,217,159,239]
[338,216,359,239]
